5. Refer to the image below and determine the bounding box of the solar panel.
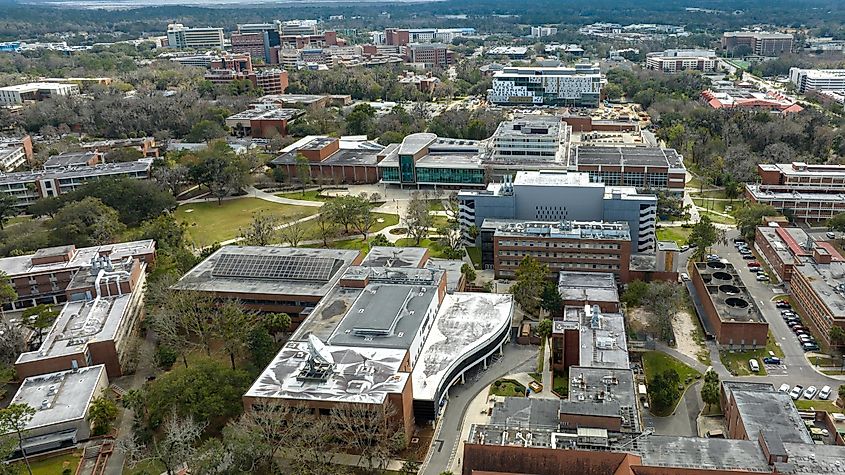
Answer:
[211,253,339,282]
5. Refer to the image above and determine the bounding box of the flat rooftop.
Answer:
[11,365,105,430]
[489,397,560,429]
[724,381,813,445]
[759,161,845,179]
[171,246,361,298]
[271,135,384,167]
[792,259,845,317]
[411,293,512,401]
[360,246,428,268]
[694,261,767,324]
[226,108,301,121]
[757,225,808,266]
[425,258,464,293]
[638,436,770,472]
[558,271,619,303]
[563,305,630,369]
[0,160,151,186]
[0,240,155,278]
[258,93,327,105]
[783,442,845,474]
[398,133,437,156]
[493,116,563,139]
[572,146,684,170]
[563,366,639,432]
[244,340,408,404]
[44,151,97,169]
[746,184,845,203]
[512,170,598,188]
[487,219,631,241]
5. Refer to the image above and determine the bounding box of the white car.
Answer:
[819,386,832,400]
[748,359,760,372]
[756,274,770,281]
[789,385,803,400]
[778,384,790,393]
[803,386,818,399]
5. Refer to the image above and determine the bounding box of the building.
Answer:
[701,88,803,113]
[721,31,793,56]
[557,271,620,312]
[0,159,153,209]
[0,240,155,311]
[237,246,513,441]
[458,170,658,254]
[690,261,768,349]
[486,46,530,59]
[488,116,570,164]
[271,135,386,185]
[43,151,102,170]
[281,20,318,36]
[15,254,148,380]
[378,133,485,187]
[0,82,79,106]
[231,23,282,64]
[209,53,253,73]
[226,106,301,138]
[204,68,289,95]
[568,145,686,194]
[398,71,440,93]
[754,224,814,283]
[381,27,475,46]
[487,64,605,107]
[746,162,845,222]
[531,26,558,38]
[406,43,453,68]
[789,68,845,94]
[721,382,813,444]
[645,49,718,73]
[165,23,224,49]
[6,365,109,457]
[482,219,633,281]
[0,135,33,171]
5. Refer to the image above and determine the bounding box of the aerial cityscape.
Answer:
[1,0,845,474]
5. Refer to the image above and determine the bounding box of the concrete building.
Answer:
[204,68,288,95]
[0,240,155,311]
[165,23,224,49]
[406,43,453,68]
[721,31,793,56]
[488,64,605,107]
[645,49,718,73]
[746,162,845,222]
[381,27,475,46]
[701,88,803,113]
[557,271,620,312]
[281,20,318,36]
[789,68,845,94]
[379,133,485,187]
[486,46,529,59]
[568,146,686,194]
[0,135,33,171]
[488,116,570,164]
[531,26,558,38]
[0,159,152,209]
[787,246,845,347]
[721,382,813,444]
[0,82,79,106]
[690,261,768,349]
[6,365,109,457]
[482,219,633,281]
[43,151,102,170]
[231,23,282,64]
[458,170,658,254]
[226,106,302,138]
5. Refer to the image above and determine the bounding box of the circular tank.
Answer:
[713,271,732,281]
[702,275,712,284]
[719,284,740,295]
[725,297,749,309]
[707,261,726,270]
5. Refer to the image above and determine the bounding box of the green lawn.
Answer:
[124,459,166,475]
[466,246,482,269]
[299,212,399,242]
[657,227,692,246]
[5,215,32,228]
[305,237,371,252]
[642,351,702,416]
[693,197,744,215]
[794,399,843,413]
[30,451,81,475]
[698,209,736,225]
[489,379,527,397]
[431,214,450,229]
[175,198,318,247]
[394,238,458,259]
[719,332,784,376]
[428,200,445,212]
[275,190,333,202]
[553,373,568,397]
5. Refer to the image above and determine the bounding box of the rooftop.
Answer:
[792,259,845,317]
[43,151,98,169]
[747,184,845,203]
[562,305,630,369]
[424,258,464,293]
[694,261,767,324]
[258,93,328,106]
[360,246,428,268]
[171,246,361,298]
[486,219,631,241]
[782,442,845,474]
[563,366,639,432]
[492,116,564,139]
[489,397,561,430]
[638,436,770,472]
[0,82,78,92]
[572,146,685,170]
[0,160,152,187]
[10,365,106,430]
[512,170,599,188]
[723,381,813,444]
[398,133,437,156]
[226,108,302,122]
[759,161,845,179]
[271,135,384,167]
[558,271,619,303]
[0,240,155,279]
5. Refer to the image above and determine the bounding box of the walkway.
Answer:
[654,342,709,374]
[217,213,321,246]
[243,186,324,207]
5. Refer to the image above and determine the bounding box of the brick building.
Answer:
[747,162,845,222]
[225,107,302,138]
[406,43,453,68]
[271,136,387,185]
[721,31,793,56]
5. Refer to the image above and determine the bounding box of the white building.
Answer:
[645,49,718,73]
[281,19,318,36]
[489,116,570,163]
[789,68,845,93]
[0,82,79,106]
[487,64,605,107]
[0,136,31,171]
[531,26,559,38]
[166,23,225,49]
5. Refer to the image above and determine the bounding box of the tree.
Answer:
[214,300,257,370]
[688,215,725,261]
[370,234,391,247]
[352,206,377,241]
[0,365,13,401]
[622,280,649,307]
[27,196,63,218]
[540,282,562,315]
[537,318,553,342]
[247,325,275,370]
[0,404,36,475]
[442,192,460,221]
[186,120,226,143]
[147,285,217,367]
[510,257,549,316]
[19,304,59,348]
[189,142,250,205]
[403,193,433,245]
[64,177,176,227]
[700,370,721,412]
[49,197,126,247]
[437,220,462,253]
[239,212,278,246]
[829,326,845,347]
[264,312,292,335]
[735,204,778,241]
[323,196,369,236]
[88,396,119,436]
[105,147,144,163]
[330,402,404,473]
[295,153,312,195]
[604,83,624,100]
[460,263,476,283]
[278,215,309,247]
[124,412,206,475]
[0,194,18,230]
[314,211,339,247]
[401,460,421,475]
[647,282,682,343]
[345,103,376,136]
[828,213,845,233]
[648,369,680,413]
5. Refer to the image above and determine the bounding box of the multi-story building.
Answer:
[568,145,686,194]
[406,43,453,68]
[279,31,342,50]
[789,68,845,93]
[272,135,386,185]
[0,240,155,311]
[721,31,793,56]
[378,133,485,187]
[701,88,803,113]
[488,116,570,164]
[746,161,845,222]
[0,82,79,106]
[483,219,633,281]
[208,53,253,73]
[165,23,225,49]
[0,135,33,171]
[204,68,288,95]
[645,49,718,73]
[458,170,657,254]
[381,27,475,46]
[531,26,558,37]
[231,23,282,64]
[281,19,318,36]
[0,159,152,209]
[487,64,605,107]
[690,261,769,349]
[225,105,302,138]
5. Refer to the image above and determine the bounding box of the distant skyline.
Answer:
[21,0,440,9]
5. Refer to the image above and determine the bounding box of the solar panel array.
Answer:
[211,253,339,282]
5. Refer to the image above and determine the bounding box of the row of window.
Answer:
[498,261,620,270]
[497,240,622,249]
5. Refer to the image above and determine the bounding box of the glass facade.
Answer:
[415,167,484,185]
[382,167,399,182]
[400,155,416,184]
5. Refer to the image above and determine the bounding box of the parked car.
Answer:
[706,254,720,261]
[790,385,803,400]
[776,302,791,309]
[756,274,770,281]
[680,245,690,252]
[748,359,760,372]
[681,273,690,282]
[819,386,832,400]
[799,334,812,343]
[747,261,761,268]
[743,254,756,260]
[803,386,818,399]
[827,231,836,239]
[803,342,820,352]
[734,238,746,243]
[781,309,795,315]
[778,384,790,393]
[763,356,781,365]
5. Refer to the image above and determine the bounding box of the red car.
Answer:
[747,261,761,268]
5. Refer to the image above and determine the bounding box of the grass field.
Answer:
[642,351,702,416]
[794,399,843,413]
[466,246,481,269]
[175,198,317,247]
[394,238,457,258]
[124,459,166,475]
[698,209,736,225]
[30,451,81,475]
[275,190,333,202]
[692,197,744,215]
[657,227,692,246]
[719,332,784,376]
[489,379,527,397]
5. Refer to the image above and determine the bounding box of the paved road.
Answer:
[421,343,536,475]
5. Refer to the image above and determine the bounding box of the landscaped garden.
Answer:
[489,379,527,397]
[642,351,702,416]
